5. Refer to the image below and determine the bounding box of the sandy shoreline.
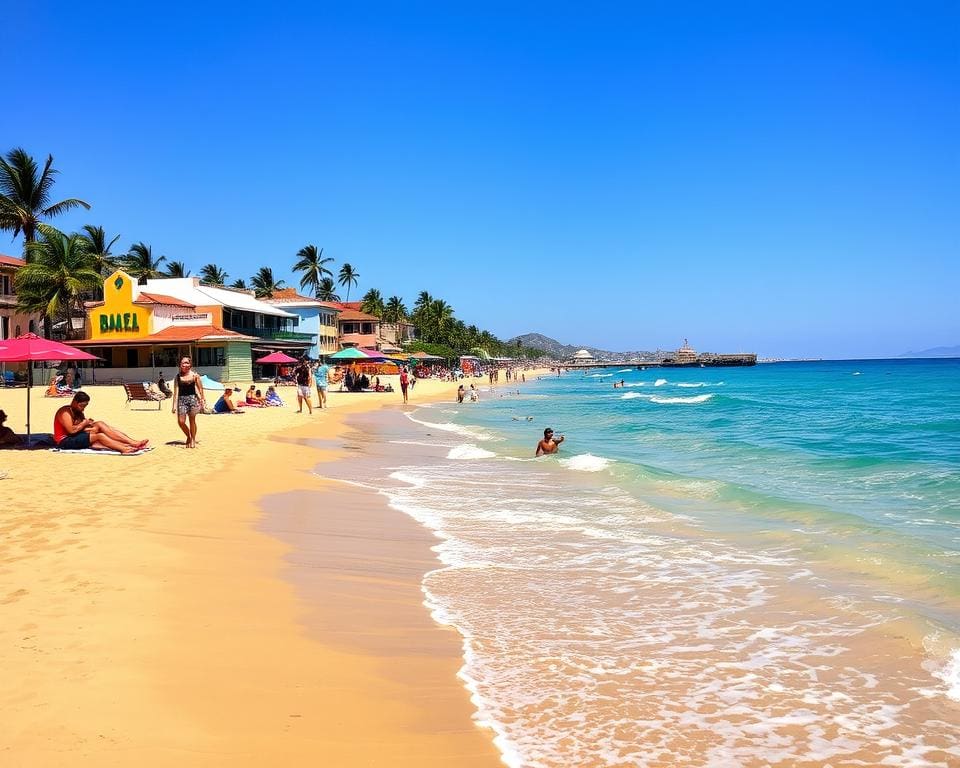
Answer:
[0,372,547,766]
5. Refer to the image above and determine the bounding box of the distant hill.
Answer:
[508,333,654,361]
[898,345,960,358]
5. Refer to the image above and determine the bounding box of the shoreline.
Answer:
[1,372,549,766]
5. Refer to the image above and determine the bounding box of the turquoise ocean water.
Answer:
[334,359,960,766]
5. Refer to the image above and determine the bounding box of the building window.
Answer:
[196,347,225,367]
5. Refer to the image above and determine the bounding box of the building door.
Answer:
[1,316,8,340]
[127,348,139,368]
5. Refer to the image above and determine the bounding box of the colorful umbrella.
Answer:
[0,334,100,442]
[255,351,298,364]
[328,347,371,360]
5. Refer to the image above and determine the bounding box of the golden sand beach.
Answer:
[0,373,543,767]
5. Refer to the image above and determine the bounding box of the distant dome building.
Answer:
[567,349,595,365]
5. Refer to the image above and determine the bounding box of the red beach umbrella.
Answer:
[0,334,100,442]
[255,351,299,364]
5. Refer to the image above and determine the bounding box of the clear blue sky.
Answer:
[4,1,958,358]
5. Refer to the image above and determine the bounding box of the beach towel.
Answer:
[49,446,155,456]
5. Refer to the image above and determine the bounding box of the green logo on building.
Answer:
[114,276,124,290]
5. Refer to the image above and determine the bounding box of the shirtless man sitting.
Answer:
[535,427,565,457]
[54,392,149,454]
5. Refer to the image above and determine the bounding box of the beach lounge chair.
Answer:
[123,382,164,409]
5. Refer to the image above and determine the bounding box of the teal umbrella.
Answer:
[199,374,226,391]
[329,347,371,360]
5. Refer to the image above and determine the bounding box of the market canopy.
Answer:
[256,351,298,364]
[409,351,444,360]
[0,334,100,442]
[329,347,371,360]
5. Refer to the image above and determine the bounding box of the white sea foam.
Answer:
[654,378,668,386]
[651,393,715,404]
[448,444,497,460]
[404,412,497,441]
[621,392,652,400]
[624,381,647,387]
[932,648,960,702]
[677,381,725,388]
[617,368,632,373]
[559,453,612,472]
[588,373,614,378]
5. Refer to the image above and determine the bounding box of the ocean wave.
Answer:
[621,392,652,400]
[588,373,614,378]
[559,453,613,472]
[654,378,668,387]
[447,444,497,460]
[617,368,632,373]
[405,412,497,441]
[651,394,715,404]
[624,381,648,387]
[677,381,725,388]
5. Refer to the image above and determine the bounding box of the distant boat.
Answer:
[661,339,757,368]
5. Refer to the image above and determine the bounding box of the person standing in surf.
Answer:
[535,427,565,456]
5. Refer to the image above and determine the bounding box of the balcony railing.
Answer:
[234,327,315,341]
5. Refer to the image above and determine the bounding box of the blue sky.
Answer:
[3,1,958,358]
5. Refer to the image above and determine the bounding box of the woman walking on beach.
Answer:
[172,356,204,448]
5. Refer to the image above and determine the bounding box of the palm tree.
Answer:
[316,276,340,301]
[14,224,101,338]
[124,241,166,284]
[384,296,407,324]
[427,299,454,343]
[337,263,359,302]
[230,278,247,290]
[293,244,334,298]
[414,291,433,314]
[0,148,90,253]
[251,266,285,298]
[360,288,385,317]
[79,225,121,276]
[163,260,190,278]
[200,263,228,285]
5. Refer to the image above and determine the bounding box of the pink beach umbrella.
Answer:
[255,351,299,364]
[0,334,100,442]
[255,351,299,381]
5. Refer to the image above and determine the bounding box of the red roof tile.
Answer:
[338,308,380,321]
[0,254,26,267]
[136,292,196,308]
[66,325,255,346]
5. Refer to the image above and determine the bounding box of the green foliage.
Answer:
[316,276,340,301]
[123,241,166,284]
[251,266,285,298]
[360,288,384,317]
[293,244,333,298]
[337,263,359,301]
[15,224,101,337]
[0,148,90,250]
[200,263,228,285]
[163,260,190,277]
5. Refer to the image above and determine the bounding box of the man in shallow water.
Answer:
[535,427,565,457]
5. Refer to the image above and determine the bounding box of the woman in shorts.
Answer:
[171,356,205,448]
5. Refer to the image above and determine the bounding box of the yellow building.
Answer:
[68,270,258,381]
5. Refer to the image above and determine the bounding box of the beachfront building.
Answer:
[0,253,39,340]
[67,270,305,382]
[380,318,416,349]
[336,305,381,351]
[264,288,341,359]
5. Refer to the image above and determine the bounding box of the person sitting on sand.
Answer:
[264,386,283,407]
[54,391,149,454]
[213,387,242,413]
[0,410,23,447]
[535,427,565,457]
[157,372,172,398]
[45,375,72,398]
[245,385,266,407]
